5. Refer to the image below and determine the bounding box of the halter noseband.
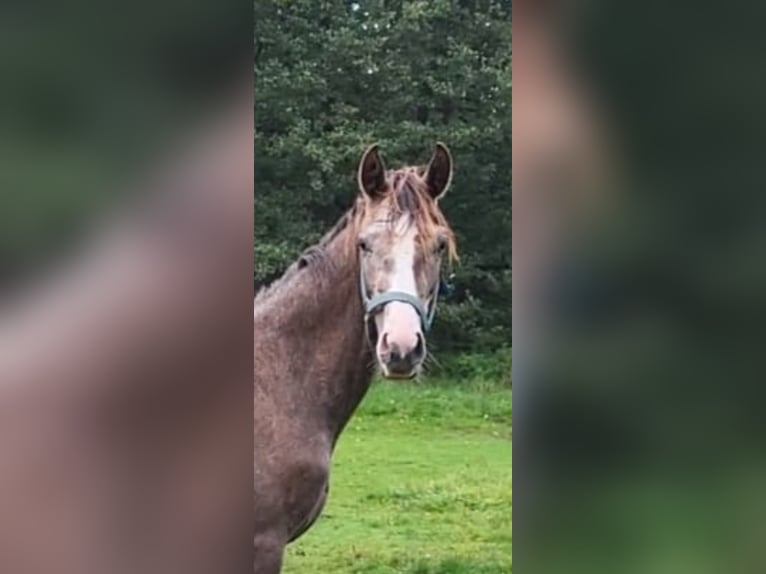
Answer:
[359,262,440,334]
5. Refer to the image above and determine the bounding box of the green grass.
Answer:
[283,379,512,574]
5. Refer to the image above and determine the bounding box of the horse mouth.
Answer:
[380,366,419,380]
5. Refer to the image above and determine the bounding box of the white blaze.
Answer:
[375,217,422,354]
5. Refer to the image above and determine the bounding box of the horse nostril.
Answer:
[413,333,425,360]
[379,332,391,354]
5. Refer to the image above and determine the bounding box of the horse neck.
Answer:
[260,230,375,442]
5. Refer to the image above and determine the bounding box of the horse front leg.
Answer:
[253,530,286,574]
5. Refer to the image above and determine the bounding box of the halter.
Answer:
[359,261,440,334]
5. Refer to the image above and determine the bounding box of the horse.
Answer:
[253,143,456,573]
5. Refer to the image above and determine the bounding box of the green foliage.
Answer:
[283,380,512,573]
[433,268,512,354]
[255,0,512,353]
[434,348,512,387]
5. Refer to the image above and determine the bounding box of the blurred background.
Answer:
[515,1,766,573]
[0,0,249,287]
[0,1,253,572]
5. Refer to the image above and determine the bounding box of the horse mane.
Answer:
[255,166,456,303]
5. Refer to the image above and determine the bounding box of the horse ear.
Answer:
[424,142,453,200]
[357,144,387,199]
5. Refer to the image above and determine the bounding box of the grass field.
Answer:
[283,379,512,574]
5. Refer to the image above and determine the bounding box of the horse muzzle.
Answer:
[377,330,425,379]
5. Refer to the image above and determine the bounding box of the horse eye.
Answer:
[436,237,448,253]
[358,238,372,253]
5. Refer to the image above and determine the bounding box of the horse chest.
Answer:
[287,476,329,543]
[283,457,330,543]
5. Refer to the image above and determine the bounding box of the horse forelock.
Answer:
[373,167,457,262]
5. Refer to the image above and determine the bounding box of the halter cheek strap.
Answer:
[359,263,440,333]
